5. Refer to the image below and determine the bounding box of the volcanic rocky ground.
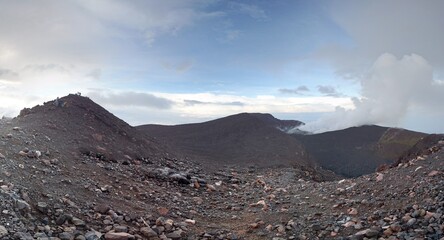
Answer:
[1,94,444,240]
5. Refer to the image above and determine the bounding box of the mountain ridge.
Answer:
[140,113,427,178]
[137,112,324,177]
[293,125,427,177]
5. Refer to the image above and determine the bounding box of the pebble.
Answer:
[407,218,417,226]
[13,232,34,240]
[71,217,86,226]
[140,227,157,238]
[16,199,31,213]
[376,173,384,182]
[165,230,183,239]
[104,232,135,240]
[94,204,110,214]
[84,230,102,240]
[0,225,8,237]
[185,219,196,225]
[348,207,358,215]
[56,214,73,225]
[59,231,74,240]
[428,170,440,176]
[114,225,128,233]
[37,201,48,213]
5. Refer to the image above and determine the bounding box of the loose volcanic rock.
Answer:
[140,227,157,238]
[104,231,135,240]
[0,225,8,238]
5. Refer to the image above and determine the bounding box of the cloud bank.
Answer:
[87,91,174,109]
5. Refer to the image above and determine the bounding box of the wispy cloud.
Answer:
[279,86,310,95]
[224,30,242,41]
[317,85,343,97]
[0,68,18,80]
[184,99,244,106]
[86,69,102,80]
[162,60,194,73]
[229,2,268,20]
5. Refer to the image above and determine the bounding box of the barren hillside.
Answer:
[138,113,316,173]
[293,125,426,177]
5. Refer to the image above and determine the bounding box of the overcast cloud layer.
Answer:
[0,0,443,133]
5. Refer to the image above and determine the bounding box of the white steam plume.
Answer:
[300,53,438,133]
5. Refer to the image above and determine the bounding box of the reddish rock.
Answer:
[428,170,440,176]
[104,232,134,240]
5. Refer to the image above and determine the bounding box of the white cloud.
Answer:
[0,0,225,118]
[301,1,444,133]
[77,0,224,45]
[321,0,444,79]
[301,53,444,133]
[0,0,224,70]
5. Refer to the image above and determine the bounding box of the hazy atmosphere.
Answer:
[1,0,443,133]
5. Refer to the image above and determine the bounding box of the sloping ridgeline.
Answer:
[137,113,338,181]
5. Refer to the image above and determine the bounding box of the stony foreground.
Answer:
[1,117,444,239]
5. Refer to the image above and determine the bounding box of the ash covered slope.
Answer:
[138,113,322,174]
[294,125,426,177]
[15,94,170,162]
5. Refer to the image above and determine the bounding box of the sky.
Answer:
[0,0,443,133]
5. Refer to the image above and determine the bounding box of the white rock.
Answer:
[0,225,8,237]
[185,219,196,225]
[376,173,384,182]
